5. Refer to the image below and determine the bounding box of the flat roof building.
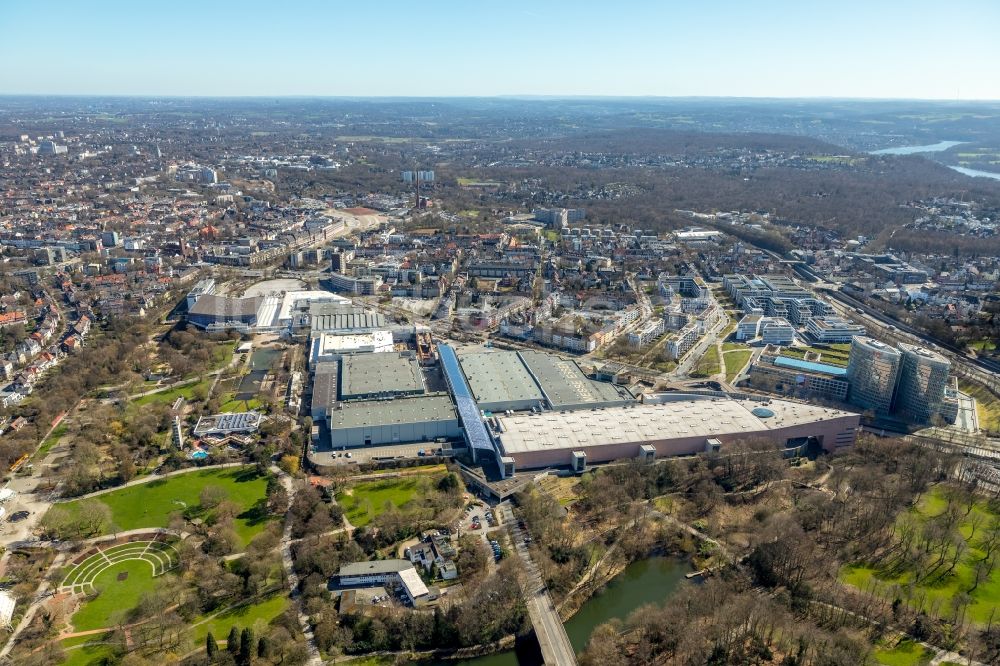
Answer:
[339,353,424,401]
[310,330,395,366]
[456,350,545,413]
[806,317,866,344]
[745,353,850,402]
[306,303,386,336]
[492,396,858,470]
[329,394,460,449]
[518,350,633,410]
[337,559,430,607]
[194,411,263,437]
[311,362,339,422]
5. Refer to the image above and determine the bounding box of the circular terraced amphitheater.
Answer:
[60,540,180,596]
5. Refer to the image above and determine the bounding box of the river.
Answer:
[429,556,690,666]
[948,165,1000,181]
[869,140,966,155]
[868,140,1000,180]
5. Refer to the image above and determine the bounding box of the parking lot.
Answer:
[458,503,505,570]
[310,441,449,466]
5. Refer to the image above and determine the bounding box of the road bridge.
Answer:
[498,502,577,666]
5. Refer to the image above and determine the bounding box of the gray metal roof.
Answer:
[329,394,457,429]
[188,294,264,318]
[517,350,631,409]
[311,362,339,418]
[309,303,385,332]
[340,353,424,400]
[457,350,544,407]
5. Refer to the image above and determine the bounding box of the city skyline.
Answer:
[2,0,999,100]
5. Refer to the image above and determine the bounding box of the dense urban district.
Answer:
[0,97,999,666]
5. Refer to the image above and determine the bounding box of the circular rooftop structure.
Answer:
[751,407,775,419]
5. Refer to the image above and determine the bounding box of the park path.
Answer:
[273,466,322,666]
[0,551,68,659]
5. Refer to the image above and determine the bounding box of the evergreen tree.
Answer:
[257,636,269,658]
[227,626,240,655]
[206,631,219,661]
[239,627,255,665]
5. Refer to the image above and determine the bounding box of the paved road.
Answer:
[498,502,576,666]
[673,311,729,378]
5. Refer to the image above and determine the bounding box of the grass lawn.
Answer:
[337,477,428,527]
[780,346,849,367]
[208,340,238,371]
[457,177,501,186]
[872,639,934,666]
[53,467,270,546]
[60,641,116,666]
[723,350,753,383]
[132,378,213,407]
[690,345,721,378]
[219,396,263,412]
[840,486,1000,624]
[71,559,172,631]
[191,593,288,645]
[60,634,110,649]
[959,380,1000,432]
[968,339,997,352]
[34,423,68,461]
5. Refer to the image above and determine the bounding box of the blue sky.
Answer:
[2,0,999,99]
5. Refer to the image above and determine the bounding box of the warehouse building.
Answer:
[309,330,395,366]
[299,302,386,337]
[491,396,858,472]
[329,394,460,448]
[455,349,545,413]
[517,350,633,410]
[339,353,424,401]
[311,362,339,422]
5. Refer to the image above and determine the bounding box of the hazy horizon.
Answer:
[2,0,999,99]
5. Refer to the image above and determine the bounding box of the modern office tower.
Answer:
[38,140,68,155]
[846,336,901,414]
[895,343,951,423]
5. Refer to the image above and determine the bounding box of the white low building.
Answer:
[337,559,430,606]
[309,330,395,366]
